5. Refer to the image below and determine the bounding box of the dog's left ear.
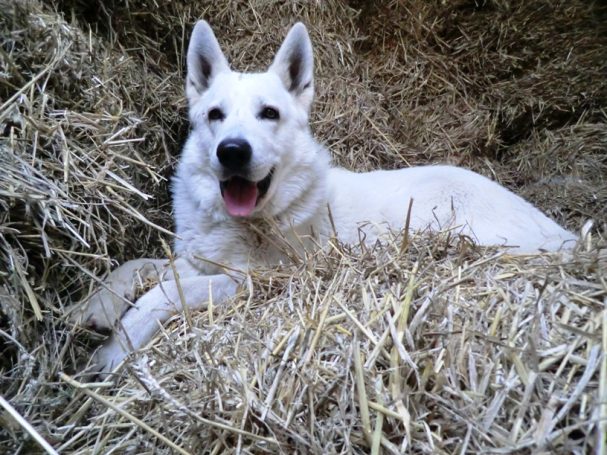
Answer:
[269,23,314,112]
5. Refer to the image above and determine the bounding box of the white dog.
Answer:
[78,21,577,375]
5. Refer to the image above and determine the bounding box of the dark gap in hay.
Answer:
[50,0,190,69]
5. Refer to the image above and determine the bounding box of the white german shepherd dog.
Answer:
[78,21,576,375]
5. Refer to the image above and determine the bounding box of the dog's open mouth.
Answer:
[219,169,273,217]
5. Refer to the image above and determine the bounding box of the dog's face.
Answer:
[184,21,315,218]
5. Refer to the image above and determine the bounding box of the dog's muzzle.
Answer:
[215,138,273,217]
[219,169,274,217]
[217,138,252,172]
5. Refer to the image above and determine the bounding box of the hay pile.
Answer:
[1,0,606,453]
[59,236,607,453]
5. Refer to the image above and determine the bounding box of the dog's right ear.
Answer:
[186,20,230,105]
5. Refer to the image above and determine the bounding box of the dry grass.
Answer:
[1,0,607,453]
[54,234,607,453]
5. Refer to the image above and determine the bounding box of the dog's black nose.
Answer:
[217,138,252,171]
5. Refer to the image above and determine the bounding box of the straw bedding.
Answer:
[1,0,606,453]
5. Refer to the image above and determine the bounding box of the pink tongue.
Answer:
[223,178,258,217]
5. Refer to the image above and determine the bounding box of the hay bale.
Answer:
[1,0,606,453]
[60,235,607,453]
[1,0,181,446]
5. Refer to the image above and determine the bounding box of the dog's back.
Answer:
[327,165,576,252]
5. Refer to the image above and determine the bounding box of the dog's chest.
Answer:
[237,218,318,267]
[176,216,318,272]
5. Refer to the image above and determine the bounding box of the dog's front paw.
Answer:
[90,335,131,379]
[71,259,169,333]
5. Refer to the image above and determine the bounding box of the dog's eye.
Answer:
[208,108,225,121]
[260,107,279,121]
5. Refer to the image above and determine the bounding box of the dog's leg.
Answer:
[91,273,239,377]
[70,258,171,332]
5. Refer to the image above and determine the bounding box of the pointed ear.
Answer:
[269,23,314,111]
[186,20,230,105]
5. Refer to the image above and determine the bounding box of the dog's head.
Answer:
[183,21,317,218]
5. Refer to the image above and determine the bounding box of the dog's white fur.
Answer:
[77,21,576,375]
